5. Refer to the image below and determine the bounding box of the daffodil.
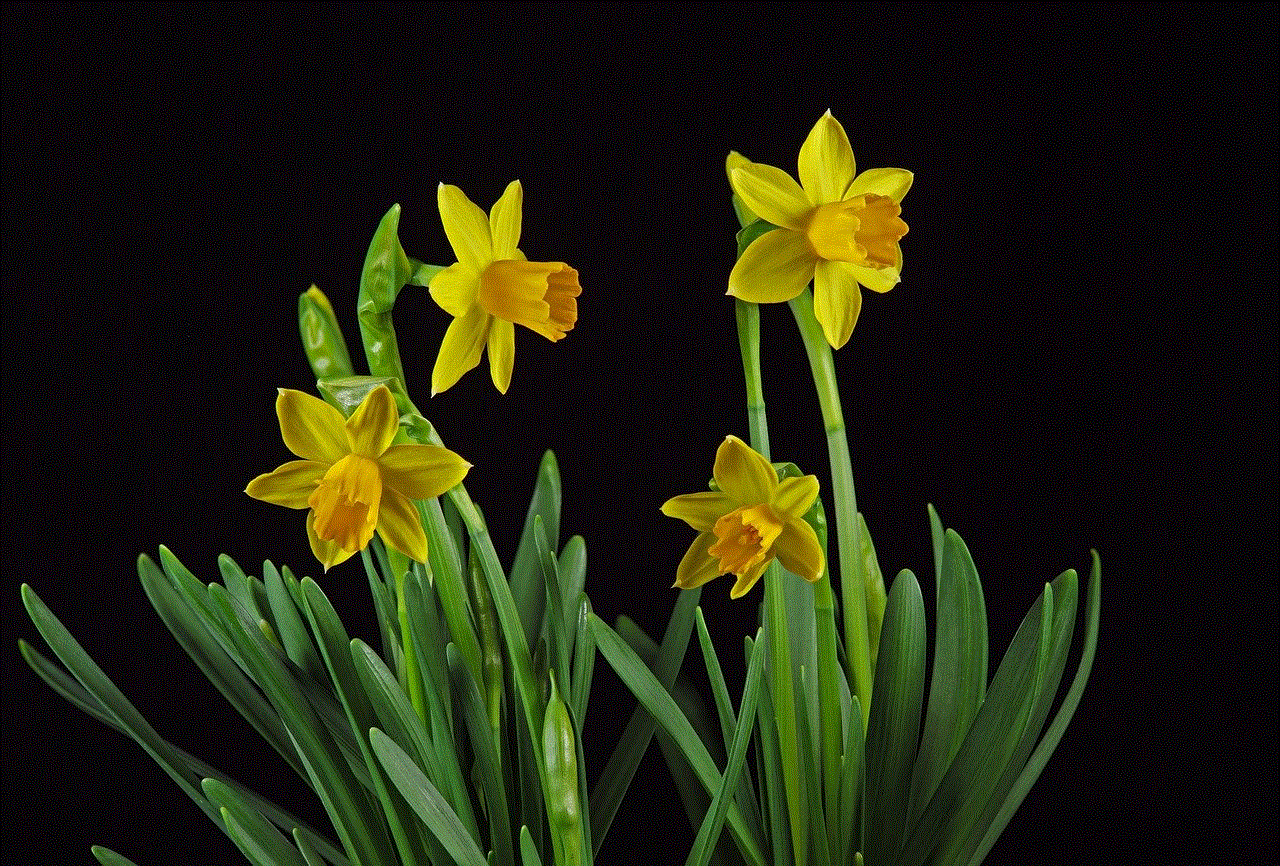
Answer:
[429,180,582,395]
[728,110,912,349]
[661,435,824,599]
[246,385,470,570]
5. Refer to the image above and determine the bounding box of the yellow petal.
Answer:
[813,259,864,349]
[245,460,326,509]
[729,559,770,599]
[487,317,515,393]
[674,532,722,590]
[376,487,429,563]
[661,491,735,532]
[428,262,480,319]
[712,435,777,505]
[379,443,471,499]
[729,162,813,231]
[307,513,358,571]
[276,389,348,464]
[851,262,900,294]
[725,150,751,182]
[774,519,824,583]
[798,110,856,206]
[432,304,491,396]
[489,179,523,260]
[845,167,913,204]
[770,475,819,520]
[479,260,580,340]
[728,229,817,304]
[345,385,399,458]
[438,183,494,272]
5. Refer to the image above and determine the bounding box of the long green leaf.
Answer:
[967,553,1100,865]
[590,613,767,866]
[91,846,142,866]
[908,529,988,825]
[205,778,309,866]
[687,626,766,866]
[369,728,490,866]
[447,644,515,866]
[510,450,562,642]
[863,570,926,866]
[897,583,1052,866]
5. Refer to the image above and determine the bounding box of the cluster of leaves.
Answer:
[21,447,605,866]
[594,507,1100,866]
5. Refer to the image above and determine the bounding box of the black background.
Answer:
[3,3,1276,864]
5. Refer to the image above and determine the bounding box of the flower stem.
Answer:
[788,289,875,730]
[736,298,807,863]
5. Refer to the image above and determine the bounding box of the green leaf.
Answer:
[558,536,588,644]
[535,516,571,697]
[264,561,325,683]
[589,588,700,856]
[91,847,141,866]
[205,778,308,866]
[20,584,221,828]
[836,695,865,866]
[569,594,596,736]
[863,569,926,866]
[897,582,1053,866]
[735,219,779,257]
[447,644,515,866]
[370,728,490,866]
[519,826,544,866]
[966,554,1099,866]
[749,635,791,866]
[510,451,562,643]
[908,529,988,826]
[590,613,767,866]
[687,626,766,866]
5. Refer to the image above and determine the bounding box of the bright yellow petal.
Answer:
[813,259,863,349]
[770,475,819,520]
[428,261,480,318]
[729,559,770,599]
[438,183,494,272]
[379,443,471,499]
[487,316,515,393]
[725,150,751,181]
[661,491,735,532]
[728,229,817,304]
[276,389,348,464]
[489,179,523,260]
[712,435,777,505]
[345,385,399,458]
[245,460,326,509]
[729,162,813,231]
[851,262,900,294]
[845,167,913,204]
[307,513,358,571]
[774,519,824,582]
[376,487,429,563]
[308,454,381,554]
[674,532,722,590]
[798,110,856,206]
[431,304,491,396]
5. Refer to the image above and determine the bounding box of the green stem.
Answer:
[788,289,874,730]
[395,568,427,723]
[735,298,807,863]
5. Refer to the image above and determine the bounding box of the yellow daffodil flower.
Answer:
[728,110,912,349]
[429,180,582,395]
[661,435,824,599]
[246,385,470,570]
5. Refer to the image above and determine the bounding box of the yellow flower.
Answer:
[429,180,582,395]
[246,385,470,570]
[661,435,824,599]
[728,110,912,349]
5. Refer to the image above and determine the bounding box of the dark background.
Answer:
[3,3,1276,864]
